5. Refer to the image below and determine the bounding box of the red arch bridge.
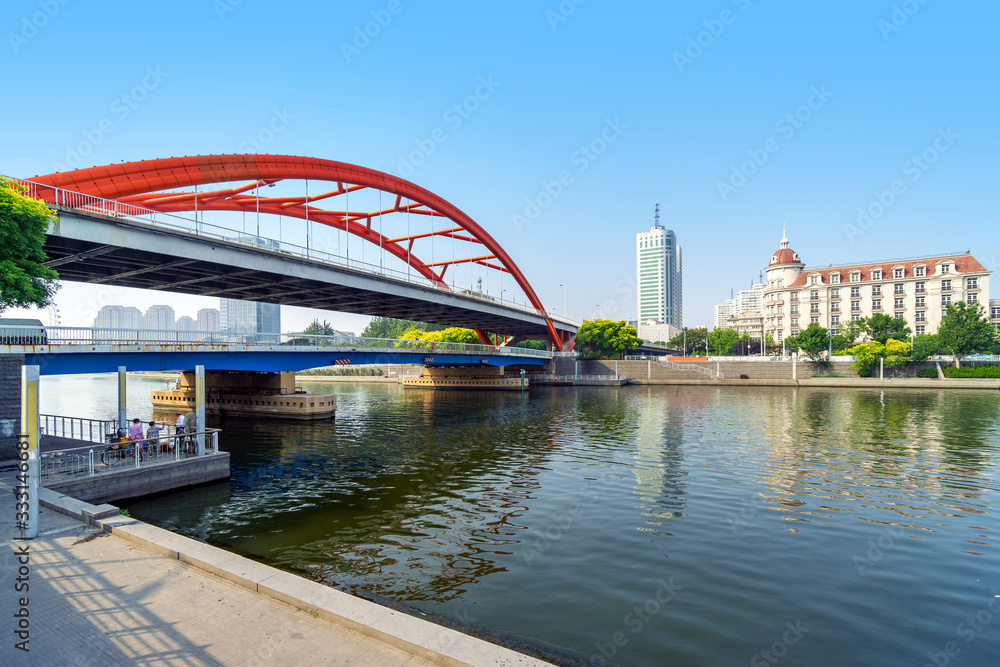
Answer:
[13,154,578,350]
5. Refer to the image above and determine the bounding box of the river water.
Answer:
[40,376,1000,666]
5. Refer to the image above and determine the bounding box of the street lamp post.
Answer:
[559,283,566,317]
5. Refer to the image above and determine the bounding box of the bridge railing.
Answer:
[41,414,117,444]
[11,177,571,323]
[0,325,553,358]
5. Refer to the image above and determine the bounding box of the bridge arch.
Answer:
[32,155,565,349]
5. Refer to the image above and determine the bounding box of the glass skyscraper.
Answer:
[636,205,682,329]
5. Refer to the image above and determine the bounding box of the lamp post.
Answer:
[559,283,566,317]
[596,304,602,318]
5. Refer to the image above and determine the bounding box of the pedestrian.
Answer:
[146,421,163,452]
[128,418,143,440]
[175,412,186,451]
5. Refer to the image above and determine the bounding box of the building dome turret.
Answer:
[769,231,802,267]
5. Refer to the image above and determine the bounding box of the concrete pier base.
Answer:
[152,370,336,419]
[402,366,526,390]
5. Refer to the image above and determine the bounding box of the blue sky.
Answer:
[2,0,997,332]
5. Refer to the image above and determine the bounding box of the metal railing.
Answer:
[40,428,222,482]
[10,176,580,327]
[652,357,724,380]
[535,374,626,382]
[41,414,117,444]
[0,325,553,359]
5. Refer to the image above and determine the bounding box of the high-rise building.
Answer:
[196,308,220,333]
[714,302,734,329]
[144,305,175,330]
[176,316,195,341]
[636,203,682,333]
[220,299,280,338]
[94,305,143,330]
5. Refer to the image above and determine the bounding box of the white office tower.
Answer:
[220,299,281,339]
[636,203,682,331]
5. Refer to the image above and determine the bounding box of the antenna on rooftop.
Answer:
[654,202,662,228]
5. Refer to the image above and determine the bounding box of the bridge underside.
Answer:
[44,210,574,340]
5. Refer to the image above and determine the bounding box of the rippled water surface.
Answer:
[53,378,1000,665]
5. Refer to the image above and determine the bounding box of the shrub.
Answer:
[942,365,1000,378]
[917,368,938,378]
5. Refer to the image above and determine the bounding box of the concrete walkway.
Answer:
[0,469,549,666]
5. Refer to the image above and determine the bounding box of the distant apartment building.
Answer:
[636,204,682,342]
[143,305,175,330]
[196,308,220,333]
[713,302,734,329]
[94,305,143,330]
[714,283,766,335]
[992,298,1000,326]
[726,311,764,340]
[176,316,195,341]
[762,233,993,342]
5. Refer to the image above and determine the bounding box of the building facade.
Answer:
[220,299,281,337]
[762,234,993,342]
[94,305,143,330]
[196,308,220,333]
[143,305,175,330]
[726,311,764,341]
[636,205,682,330]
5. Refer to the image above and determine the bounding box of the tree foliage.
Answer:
[399,326,481,344]
[847,338,911,376]
[302,319,337,336]
[937,301,997,367]
[576,319,642,359]
[862,313,911,345]
[707,327,740,356]
[0,177,59,313]
[666,327,709,355]
[910,333,940,362]
[361,317,445,339]
[784,323,830,364]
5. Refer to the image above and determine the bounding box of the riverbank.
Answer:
[628,377,1000,389]
[0,469,551,666]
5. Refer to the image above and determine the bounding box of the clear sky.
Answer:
[2,0,997,332]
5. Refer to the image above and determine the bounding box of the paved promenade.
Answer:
[0,469,547,666]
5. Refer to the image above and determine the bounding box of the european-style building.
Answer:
[762,234,994,342]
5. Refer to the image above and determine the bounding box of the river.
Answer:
[40,376,1000,666]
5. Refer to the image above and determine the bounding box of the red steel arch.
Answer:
[32,154,564,349]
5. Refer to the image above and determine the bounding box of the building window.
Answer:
[915,311,925,322]
[810,275,820,285]
[894,298,904,309]
[872,299,882,310]
[851,300,860,311]
[915,296,925,307]
[915,266,925,277]
[810,303,819,313]
[831,303,840,312]
[894,283,904,294]
[916,325,925,335]
[852,313,861,321]
[915,282,925,293]
[942,294,951,305]
[811,316,819,324]
[790,305,798,313]
[850,272,861,282]
[992,307,1000,319]
[894,268,904,279]
[810,290,819,300]
[849,286,860,297]
[831,315,840,325]
[831,274,840,284]
[871,269,882,280]
[967,278,978,289]
[831,288,840,298]
[941,279,951,291]
[941,264,950,273]
[969,293,978,302]
[870,286,880,297]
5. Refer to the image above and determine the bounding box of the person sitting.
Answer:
[128,418,144,441]
[146,421,164,452]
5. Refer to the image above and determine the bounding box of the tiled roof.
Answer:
[787,253,988,287]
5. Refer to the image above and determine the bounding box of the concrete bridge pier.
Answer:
[152,370,336,419]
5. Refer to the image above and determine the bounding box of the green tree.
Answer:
[785,323,830,364]
[910,333,940,362]
[667,327,709,355]
[302,319,336,336]
[847,338,912,377]
[361,317,445,339]
[514,339,548,350]
[0,177,59,313]
[862,313,911,345]
[833,318,865,351]
[576,319,642,359]
[707,327,740,356]
[937,301,997,367]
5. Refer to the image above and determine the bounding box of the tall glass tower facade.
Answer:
[636,206,682,328]
[220,299,281,338]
